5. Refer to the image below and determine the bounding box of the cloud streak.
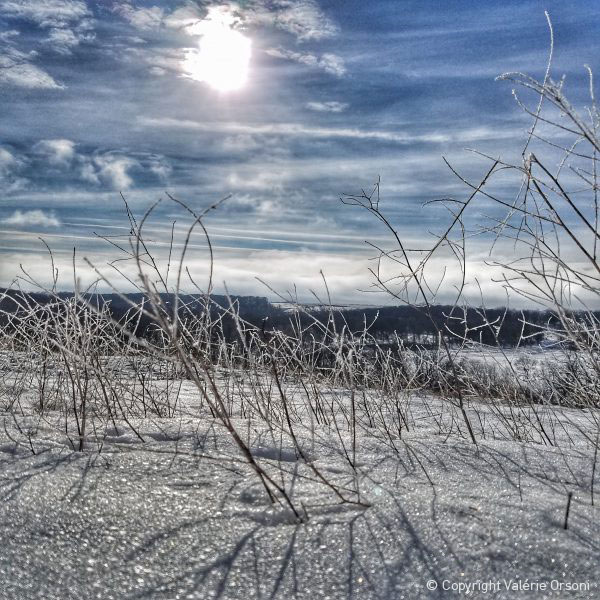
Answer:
[139,116,519,145]
[306,101,348,113]
[266,47,346,76]
[2,209,60,227]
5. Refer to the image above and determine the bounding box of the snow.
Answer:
[0,376,598,599]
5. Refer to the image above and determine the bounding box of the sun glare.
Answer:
[183,8,251,92]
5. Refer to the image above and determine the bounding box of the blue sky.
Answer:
[1,0,599,304]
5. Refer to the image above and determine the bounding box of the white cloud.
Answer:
[318,53,346,77]
[43,26,93,54]
[0,29,19,42]
[30,143,143,189]
[115,4,164,30]
[93,155,139,190]
[227,192,284,216]
[220,134,261,153]
[266,47,346,76]
[4,178,29,192]
[163,5,202,32]
[148,65,167,76]
[27,141,169,189]
[0,146,29,190]
[123,44,184,76]
[148,157,171,180]
[1,0,93,55]
[273,0,337,40]
[0,52,63,88]
[184,4,244,36]
[251,0,338,41]
[81,152,168,188]
[0,3,87,83]
[183,249,371,305]
[161,1,337,42]
[0,147,19,174]
[0,63,63,89]
[34,139,76,164]
[79,161,99,185]
[306,101,349,113]
[2,209,60,227]
[0,0,89,28]
[44,27,79,53]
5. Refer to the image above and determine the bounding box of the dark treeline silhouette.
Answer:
[0,288,585,348]
[0,289,278,346]
[284,305,554,347]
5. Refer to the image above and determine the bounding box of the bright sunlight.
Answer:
[182,6,251,92]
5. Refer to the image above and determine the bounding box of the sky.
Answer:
[1,0,599,305]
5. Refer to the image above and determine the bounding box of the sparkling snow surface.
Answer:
[0,379,598,599]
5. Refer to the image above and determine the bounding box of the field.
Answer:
[0,336,598,599]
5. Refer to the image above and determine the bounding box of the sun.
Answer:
[182,7,251,92]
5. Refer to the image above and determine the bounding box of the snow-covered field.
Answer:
[0,376,598,599]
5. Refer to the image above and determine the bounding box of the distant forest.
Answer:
[0,289,586,348]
